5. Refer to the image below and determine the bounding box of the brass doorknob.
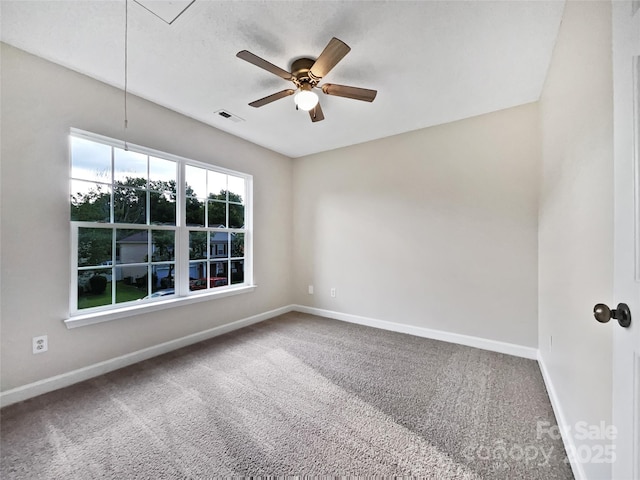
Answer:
[593,303,632,328]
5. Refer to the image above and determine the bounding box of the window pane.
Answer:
[152,230,175,261]
[208,171,227,199]
[228,204,244,229]
[114,186,147,224]
[228,175,245,204]
[114,148,147,187]
[210,261,228,287]
[231,260,244,285]
[71,180,111,222]
[189,261,207,290]
[189,231,207,260]
[150,190,176,225]
[116,229,148,264]
[210,231,229,259]
[78,228,112,267]
[186,197,205,227]
[231,233,244,258]
[77,269,112,309]
[153,264,175,293]
[149,156,176,187]
[185,165,206,198]
[149,158,176,225]
[208,200,226,227]
[116,265,148,302]
[71,136,112,183]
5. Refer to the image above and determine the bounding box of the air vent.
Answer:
[214,110,245,123]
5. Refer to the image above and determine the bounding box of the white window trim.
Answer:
[68,129,255,327]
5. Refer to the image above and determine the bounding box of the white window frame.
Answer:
[66,129,254,328]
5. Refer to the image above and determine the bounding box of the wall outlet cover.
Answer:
[33,335,48,354]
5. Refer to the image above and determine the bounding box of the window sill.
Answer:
[64,285,257,329]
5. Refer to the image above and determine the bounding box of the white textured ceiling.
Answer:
[0,0,565,158]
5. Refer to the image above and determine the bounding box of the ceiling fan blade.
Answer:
[249,89,295,108]
[309,37,351,80]
[321,83,377,102]
[236,50,293,81]
[309,102,325,122]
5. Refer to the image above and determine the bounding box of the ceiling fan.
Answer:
[236,37,377,122]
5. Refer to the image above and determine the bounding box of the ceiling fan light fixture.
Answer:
[294,85,319,111]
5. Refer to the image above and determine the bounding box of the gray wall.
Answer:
[0,44,294,391]
[293,104,541,347]
[538,1,614,479]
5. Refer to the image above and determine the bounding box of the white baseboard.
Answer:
[293,305,538,360]
[0,305,294,408]
[1,304,538,408]
[537,351,585,480]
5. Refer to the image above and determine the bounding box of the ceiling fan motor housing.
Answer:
[291,58,318,87]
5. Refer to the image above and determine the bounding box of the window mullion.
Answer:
[70,223,79,314]
[177,161,188,296]
[206,230,211,287]
[110,146,115,224]
[227,233,231,285]
[111,228,116,305]
[148,228,153,297]
[245,177,253,286]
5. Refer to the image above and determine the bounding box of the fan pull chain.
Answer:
[123,0,129,151]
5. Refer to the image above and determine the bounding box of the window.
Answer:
[70,130,252,317]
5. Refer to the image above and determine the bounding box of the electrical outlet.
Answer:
[330,288,336,298]
[33,335,48,354]
[308,285,314,295]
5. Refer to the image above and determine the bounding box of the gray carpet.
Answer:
[1,312,573,479]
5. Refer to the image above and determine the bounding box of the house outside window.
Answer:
[70,129,252,315]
